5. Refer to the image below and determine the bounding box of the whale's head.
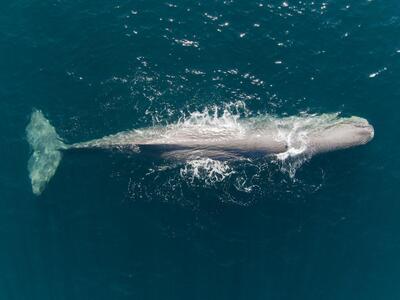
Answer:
[342,116,374,144]
[308,116,374,153]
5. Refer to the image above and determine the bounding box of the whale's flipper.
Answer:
[26,110,66,195]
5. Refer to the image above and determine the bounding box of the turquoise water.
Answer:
[1,0,400,299]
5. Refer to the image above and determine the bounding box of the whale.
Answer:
[26,109,374,195]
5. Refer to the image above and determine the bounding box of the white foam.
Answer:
[180,158,235,184]
[369,67,387,78]
[174,39,199,48]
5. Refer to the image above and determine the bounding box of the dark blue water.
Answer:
[1,0,400,299]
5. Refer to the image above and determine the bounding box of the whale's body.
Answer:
[70,122,287,160]
[26,110,374,195]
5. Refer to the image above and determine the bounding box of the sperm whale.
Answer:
[26,109,374,195]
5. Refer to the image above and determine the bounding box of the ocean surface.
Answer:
[1,0,400,299]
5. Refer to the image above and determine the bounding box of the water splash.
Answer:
[180,158,235,185]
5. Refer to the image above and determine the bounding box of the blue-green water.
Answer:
[1,0,400,299]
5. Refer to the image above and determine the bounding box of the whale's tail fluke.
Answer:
[26,110,66,195]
